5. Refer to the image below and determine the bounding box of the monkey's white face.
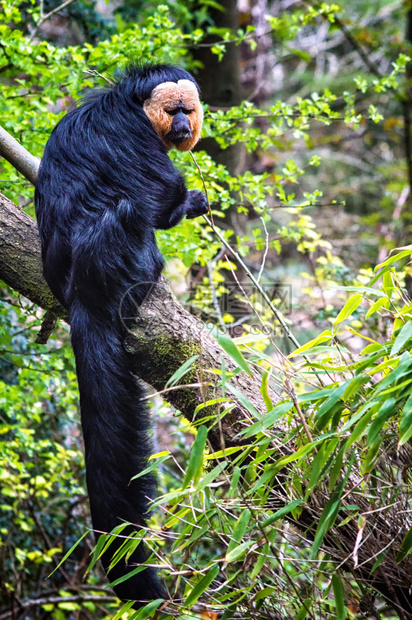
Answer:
[143,79,203,151]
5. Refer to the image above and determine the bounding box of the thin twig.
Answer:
[83,69,114,86]
[189,151,214,226]
[29,0,77,42]
[139,382,209,401]
[207,261,227,330]
[257,216,269,284]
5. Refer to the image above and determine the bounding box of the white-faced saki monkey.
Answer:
[35,63,208,607]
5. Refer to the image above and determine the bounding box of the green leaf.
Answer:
[289,330,332,357]
[217,334,252,376]
[346,404,378,449]
[112,601,135,619]
[239,401,293,438]
[128,599,164,620]
[48,531,88,577]
[365,297,389,319]
[185,564,220,607]
[311,453,355,557]
[227,509,251,554]
[333,294,363,327]
[255,586,276,601]
[261,499,303,527]
[132,452,171,480]
[197,461,228,492]
[371,550,387,574]
[331,574,347,620]
[204,446,243,460]
[226,383,260,418]
[328,442,347,492]
[363,437,382,474]
[396,526,412,563]
[109,563,150,587]
[366,398,396,445]
[391,320,412,356]
[399,392,412,444]
[269,442,317,477]
[375,248,412,269]
[260,370,273,410]
[315,382,347,430]
[165,355,199,387]
[311,494,341,557]
[343,374,369,400]
[296,598,313,620]
[306,442,328,495]
[225,540,254,563]
[182,425,208,488]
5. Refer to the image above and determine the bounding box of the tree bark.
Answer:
[0,193,65,317]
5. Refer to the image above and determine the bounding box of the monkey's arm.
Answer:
[156,189,208,230]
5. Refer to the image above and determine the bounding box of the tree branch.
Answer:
[0,126,40,185]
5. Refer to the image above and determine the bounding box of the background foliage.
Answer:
[1,0,412,619]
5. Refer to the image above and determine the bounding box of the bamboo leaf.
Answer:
[250,543,269,580]
[132,452,171,480]
[227,509,251,554]
[261,499,303,527]
[166,354,199,387]
[288,330,332,357]
[312,454,355,557]
[225,540,254,563]
[255,586,276,601]
[331,574,347,620]
[365,297,389,319]
[375,248,412,269]
[399,392,412,445]
[343,374,369,400]
[112,601,135,619]
[366,398,396,445]
[197,462,228,492]
[396,526,412,563]
[333,294,363,327]
[128,599,164,619]
[311,494,341,557]
[183,425,208,488]
[226,383,260,418]
[315,382,347,430]
[391,320,412,356]
[217,334,252,376]
[185,564,220,607]
[239,401,293,438]
[296,599,313,620]
[260,370,274,410]
[204,446,243,460]
[48,531,88,577]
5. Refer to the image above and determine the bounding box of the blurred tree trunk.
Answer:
[194,0,243,180]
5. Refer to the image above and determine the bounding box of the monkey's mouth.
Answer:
[167,130,192,145]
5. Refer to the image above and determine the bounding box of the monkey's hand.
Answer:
[157,190,209,229]
[185,190,209,219]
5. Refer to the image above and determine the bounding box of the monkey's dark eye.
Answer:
[166,107,193,116]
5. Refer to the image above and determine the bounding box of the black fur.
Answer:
[35,64,208,606]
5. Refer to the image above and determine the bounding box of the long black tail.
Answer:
[70,299,166,605]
